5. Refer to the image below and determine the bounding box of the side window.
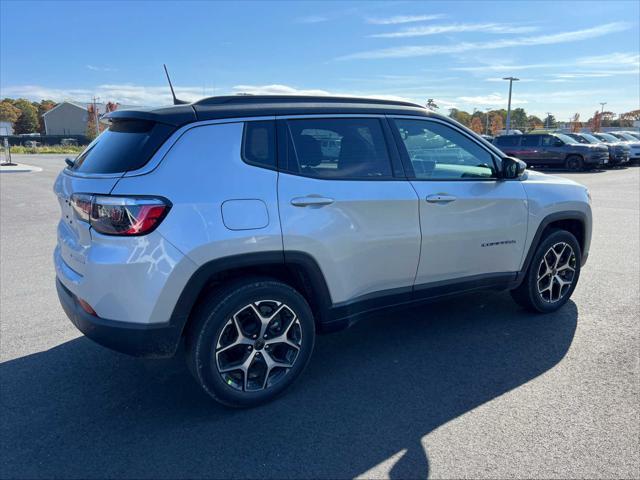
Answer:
[521,135,539,147]
[540,135,556,147]
[393,119,496,180]
[495,136,520,147]
[286,118,392,179]
[242,121,276,169]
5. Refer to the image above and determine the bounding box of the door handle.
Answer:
[290,196,335,207]
[426,194,456,204]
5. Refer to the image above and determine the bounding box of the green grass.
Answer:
[8,145,85,155]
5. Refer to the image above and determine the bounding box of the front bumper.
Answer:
[56,278,181,358]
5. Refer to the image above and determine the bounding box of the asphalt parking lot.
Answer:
[1,154,638,479]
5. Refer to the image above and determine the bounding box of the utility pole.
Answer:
[92,96,100,136]
[485,107,491,135]
[503,76,519,134]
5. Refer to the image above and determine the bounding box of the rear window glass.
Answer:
[71,119,175,174]
[521,136,539,147]
[494,136,520,147]
[241,121,276,169]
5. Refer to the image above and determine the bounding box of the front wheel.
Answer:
[511,229,581,313]
[186,279,315,407]
[565,155,584,172]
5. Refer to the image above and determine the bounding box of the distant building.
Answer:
[42,101,139,136]
[42,101,90,135]
[0,121,14,136]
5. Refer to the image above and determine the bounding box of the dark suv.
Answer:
[494,133,609,171]
[566,132,629,166]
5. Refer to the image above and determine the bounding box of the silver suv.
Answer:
[54,96,592,407]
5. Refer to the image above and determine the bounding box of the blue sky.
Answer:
[1,0,638,119]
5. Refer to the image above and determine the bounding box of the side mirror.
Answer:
[502,156,526,179]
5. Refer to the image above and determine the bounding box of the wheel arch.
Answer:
[170,251,333,343]
[519,210,587,282]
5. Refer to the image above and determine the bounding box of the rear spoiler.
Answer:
[104,105,197,127]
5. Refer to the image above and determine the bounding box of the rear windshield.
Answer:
[71,119,175,174]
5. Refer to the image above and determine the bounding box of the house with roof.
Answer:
[42,101,139,136]
[42,101,91,135]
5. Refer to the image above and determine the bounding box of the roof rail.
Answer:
[193,95,423,109]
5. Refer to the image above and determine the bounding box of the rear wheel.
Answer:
[511,229,581,313]
[565,155,584,171]
[186,278,315,407]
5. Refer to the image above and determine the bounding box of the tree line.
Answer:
[0,98,56,135]
[426,100,639,135]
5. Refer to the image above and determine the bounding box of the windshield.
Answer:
[618,133,638,142]
[593,133,619,143]
[579,133,602,144]
[554,133,579,144]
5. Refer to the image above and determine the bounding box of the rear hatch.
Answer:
[53,116,180,275]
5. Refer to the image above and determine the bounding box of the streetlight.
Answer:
[503,76,519,134]
[599,102,607,132]
[485,107,491,135]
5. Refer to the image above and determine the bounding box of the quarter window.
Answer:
[286,118,392,179]
[393,119,496,180]
[242,121,276,169]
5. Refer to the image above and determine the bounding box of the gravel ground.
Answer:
[1,154,638,479]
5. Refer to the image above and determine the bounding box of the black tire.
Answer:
[565,155,584,172]
[511,229,582,313]
[185,278,315,408]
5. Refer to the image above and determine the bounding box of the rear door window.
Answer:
[285,118,393,179]
[495,136,520,147]
[71,119,175,174]
[521,136,540,147]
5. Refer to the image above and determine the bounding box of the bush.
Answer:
[9,145,84,154]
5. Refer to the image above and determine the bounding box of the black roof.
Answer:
[105,95,431,127]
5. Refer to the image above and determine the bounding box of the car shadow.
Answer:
[1,291,577,479]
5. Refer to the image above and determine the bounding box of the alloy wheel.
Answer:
[215,300,302,392]
[536,242,577,303]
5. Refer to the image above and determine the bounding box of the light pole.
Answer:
[503,76,519,134]
[599,102,607,131]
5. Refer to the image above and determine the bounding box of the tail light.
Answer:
[70,194,170,236]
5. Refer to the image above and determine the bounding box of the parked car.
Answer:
[54,95,592,407]
[604,132,640,163]
[61,138,78,146]
[493,132,609,170]
[566,132,629,166]
[619,131,640,141]
[591,132,638,164]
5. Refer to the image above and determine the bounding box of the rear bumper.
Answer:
[56,278,181,358]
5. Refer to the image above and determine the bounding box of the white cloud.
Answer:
[371,23,538,38]
[1,84,203,105]
[339,22,631,60]
[86,64,117,72]
[231,84,332,96]
[457,93,527,106]
[576,52,640,66]
[295,15,328,24]
[366,14,445,25]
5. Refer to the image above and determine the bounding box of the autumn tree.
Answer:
[510,108,528,131]
[490,114,503,136]
[0,101,21,124]
[448,108,471,126]
[470,116,484,134]
[37,100,56,133]
[12,99,39,134]
[590,111,602,132]
[527,115,543,130]
[571,113,582,133]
